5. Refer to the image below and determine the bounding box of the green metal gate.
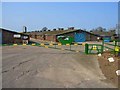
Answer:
[85,44,103,54]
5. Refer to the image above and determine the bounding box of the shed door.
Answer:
[74,33,86,42]
[0,32,2,44]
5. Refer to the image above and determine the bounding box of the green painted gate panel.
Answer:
[57,36,74,44]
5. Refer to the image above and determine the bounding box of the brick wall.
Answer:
[2,30,29,44]
[45,35,56,42]
[2,30,15,44]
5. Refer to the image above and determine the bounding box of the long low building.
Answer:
[0,28,30,44]
[29,29,101,42]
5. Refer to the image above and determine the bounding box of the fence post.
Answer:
[85,43,88,54]
[55,43,56,49]
[102,40,104,53]
[114,40,116,55]
[115,40,117,46]
[70,44,71,50]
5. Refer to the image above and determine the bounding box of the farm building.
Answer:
[55,29,101,42]
[28,29,101,42]
[0,28,30,44]
[90,30,117,41]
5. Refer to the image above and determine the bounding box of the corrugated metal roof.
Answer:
[91,31,115,36]
[0,28,29,36]
[28,29,79,35]
[28,29,101,37]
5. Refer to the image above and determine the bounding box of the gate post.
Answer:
[85,43,88,54]
[114,41,116,55]
[102,40,104,53]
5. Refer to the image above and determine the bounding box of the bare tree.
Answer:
[42,27,48,32]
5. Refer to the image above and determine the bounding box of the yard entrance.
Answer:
[2,45,116,88]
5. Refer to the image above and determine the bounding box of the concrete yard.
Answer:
[2,45,116,88]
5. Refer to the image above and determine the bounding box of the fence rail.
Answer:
[102,40,120,56]
[1,43,85,53]
[1,40,120,55]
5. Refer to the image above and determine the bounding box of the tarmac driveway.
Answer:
[2,45,116,88]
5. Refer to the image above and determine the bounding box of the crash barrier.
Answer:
[34,43,84,52]
[85,44,103,54]
[1,43,85,53]
[102,40,120,55]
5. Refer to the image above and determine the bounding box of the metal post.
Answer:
[85,43,88,54]
[70,44,71,50]
[55,43,56,49]
[102,40,104,53]
[114,41,117,55]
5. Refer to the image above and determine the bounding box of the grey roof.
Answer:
[91,31,115,37]
[1,28,29,36]
[28,29,101,37]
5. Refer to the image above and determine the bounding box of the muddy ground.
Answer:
[98,52,120,88]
